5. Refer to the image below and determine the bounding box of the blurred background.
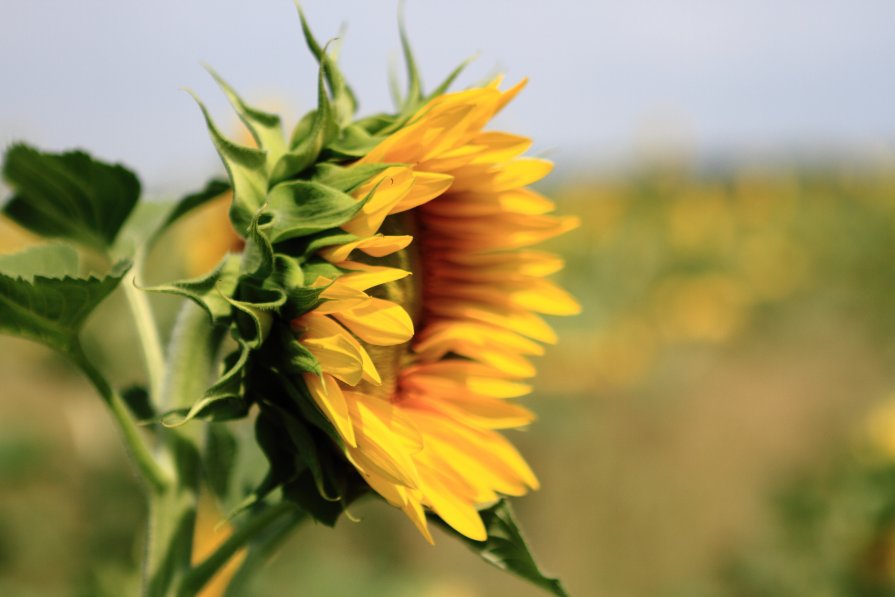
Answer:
[3,1,895,596]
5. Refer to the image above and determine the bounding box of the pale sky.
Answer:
[2,0,895,193]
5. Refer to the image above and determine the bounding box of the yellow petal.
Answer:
[303,373,356,447]
[389,171,454,214]
[319,235,413,262]
[296,314,367,386]
[334,298,414,346]
[343,167,414,236]
[335,262,412,292]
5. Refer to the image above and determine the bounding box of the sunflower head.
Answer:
[169,7,575,594]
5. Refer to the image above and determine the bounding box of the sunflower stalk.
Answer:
[144,301,225,596]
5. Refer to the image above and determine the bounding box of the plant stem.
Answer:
[122,247,166,405]
[178,502,300,597]
[69,343,170,493]
[143,301,225,596]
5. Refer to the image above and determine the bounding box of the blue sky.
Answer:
[2,0,894,192]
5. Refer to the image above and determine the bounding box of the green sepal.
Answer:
[0,258,130,354]
[0,244,79,280]
[203,422,239,500]
[287,110,316,150]
[428,53,478,99]
[142,254,241,325]
[311,163,392,193]
[274,369,340,445]
[189,92,268,236]
[277,326,321,377]
[433,499,568,597]
[205,66,287,172]
[295,2,358,126]
[264,401,338,501]
[264,180,366,243]
[272,254,304,289]
[301,259,344,282]
[162,342,252,427]
[299,229,359,258]
[325,124,384,158]
[2,144,140,251]
[274,63,338,183]
[397,7,423,114]
[352,113,397,136]
[240,213,275,281]
[148,178,230,247]
[282,470,344,527]
[226,288,284,349]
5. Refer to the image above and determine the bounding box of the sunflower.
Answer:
[290,79,579,542]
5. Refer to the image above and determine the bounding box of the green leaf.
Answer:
[2,144,140,250]
[0,244,79,280]
[435,499,568,597]
[0,260,129,354]
[189,92,268,236]
[265,180,365,243]
[144,254,241,324]
[205,66,287,170]
[149,178,231,246]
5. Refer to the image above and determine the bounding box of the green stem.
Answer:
[178,502,300,597]
[122,247,166,405]
[69,343,169,493]
[143,300,225,597]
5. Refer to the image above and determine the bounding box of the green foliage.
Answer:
[434,500,568,597]
[2,144,140,251]
[0,244,79,280]
[0,252,129,354]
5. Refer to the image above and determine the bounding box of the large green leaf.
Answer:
[0,244,79,280]
[2,144,140,251]
[0,257,130,353]
[435,499,568,597]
